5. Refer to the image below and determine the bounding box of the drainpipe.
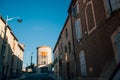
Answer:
[108,0,112,14]
[69,12,77,80]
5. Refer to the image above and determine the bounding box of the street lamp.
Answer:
[31,52,33,66]
[6,15,22,24]
[0,15,22,80]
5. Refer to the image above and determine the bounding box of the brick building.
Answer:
[68,0,120,79]
[54,0,120,80]
[53,16,76,80]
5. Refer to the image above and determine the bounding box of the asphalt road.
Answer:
[18,73,55,80]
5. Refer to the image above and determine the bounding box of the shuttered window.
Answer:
[72,1,79,17]
[75,18,82,42]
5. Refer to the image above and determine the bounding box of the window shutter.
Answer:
[75,19,82,41]
[72,6,76,17]
[72,1,79,17]
[76,1,80,14]
[79,51,87,76]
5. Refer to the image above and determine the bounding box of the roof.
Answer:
[18,43,25,51]
[53,15,69,53]
[0,15,12,31]
[68,0,77,13]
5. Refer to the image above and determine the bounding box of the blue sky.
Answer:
[0,0,71,67]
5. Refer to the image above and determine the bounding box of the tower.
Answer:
[37,46,52,67]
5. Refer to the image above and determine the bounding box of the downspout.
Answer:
[69,11,77,79]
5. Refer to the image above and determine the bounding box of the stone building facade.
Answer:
[0,16,25,79]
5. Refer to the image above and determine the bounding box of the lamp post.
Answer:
[31,52,33,66]
[0,15,22,79]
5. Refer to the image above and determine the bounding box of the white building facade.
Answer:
[37,46,52,73]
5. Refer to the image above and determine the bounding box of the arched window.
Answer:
[79,50,87,76]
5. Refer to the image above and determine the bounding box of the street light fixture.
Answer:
[6,15,22,24]
[0,15,22,80]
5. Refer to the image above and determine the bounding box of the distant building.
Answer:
[36,46,52,73]
[53,16,75,80]
[26,64,36,73]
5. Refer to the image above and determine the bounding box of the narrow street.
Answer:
[1,0,120,80]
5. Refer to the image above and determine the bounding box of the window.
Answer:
[79,50,87,76]
[68,41,71,53]
[75,18,82,42]
[65,45,67,53]
[114,33,120,62]
[1,44,6,56]
[44,61,46,64]
[5,36,8,44]
[105,0,120,16]
[72,1,80,17]
[66,28,68,38]
[56,58,57,63]
[44,56,47,58]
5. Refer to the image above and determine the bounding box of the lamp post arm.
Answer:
[6,15,20,23]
